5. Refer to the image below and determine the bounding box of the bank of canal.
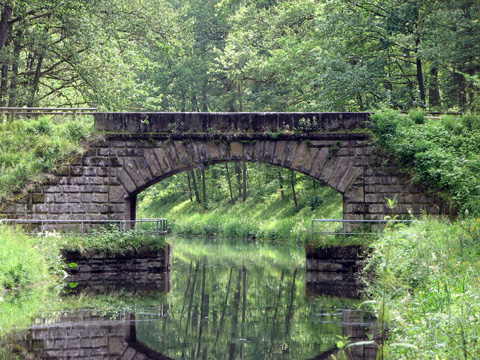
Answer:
[1,236,378,360]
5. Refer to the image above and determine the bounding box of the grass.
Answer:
[363,217,480,359]
[0,226,63,292]
[0,115,95,201]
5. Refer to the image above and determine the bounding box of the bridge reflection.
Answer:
[10,271,379,360]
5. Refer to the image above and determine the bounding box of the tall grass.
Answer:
[0,115,95,200]
[0,226,63,291]
[364,218,480,359]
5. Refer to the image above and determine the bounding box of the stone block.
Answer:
[143,149,163,178]
[83,157,108,167]
[92,194,108,203]
[327,157,350,189]
[301,147,319,174]
[310,148,329,179]
[185,141,200,162]
[272,141,288,166]
[122,158,143,187]
[83,167,108,177]
[263,141,276,162]
[68,204,86,214]
[291,142,309,170]
[253,141,265,160]
[116,170,136,194]
[31,193,45,204]
[337,166,363,193]
[229,142,243,160]
[109,186,127,203]
[70,177,103,185]
[242,142,255,161]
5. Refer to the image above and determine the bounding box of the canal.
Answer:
[2,236,378,359]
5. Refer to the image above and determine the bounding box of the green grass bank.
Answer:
[363,217,480,359]
[0,115,95,201]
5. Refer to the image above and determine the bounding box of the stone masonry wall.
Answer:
[13,311,174,360]
[0,112,449,224]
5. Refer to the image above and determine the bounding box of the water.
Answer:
[2,237,379,359]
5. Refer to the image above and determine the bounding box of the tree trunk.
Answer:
[225,163,234,203]
[28,55,43,107]
[0,63,8,106]
[187,172,193,202]
[415,40,426,108]
[8,30,21,107]
[201,165,207,205]
[285,268,297,335]
[290,170,298,207]
[0,5,12,53]
[428,67,441,110]
[237,81,243,112]
[278,171,284,199]
[191,169,201,205]
[234,163,242,198]
[455,72,467,111]
[242,161,247,202]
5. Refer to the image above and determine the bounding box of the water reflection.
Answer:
[5,237,379,359]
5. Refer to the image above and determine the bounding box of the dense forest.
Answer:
[1,0,479,112]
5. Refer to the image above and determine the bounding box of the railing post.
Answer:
[311,220,314,243]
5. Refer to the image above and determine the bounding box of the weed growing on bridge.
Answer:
[0,115,95,201]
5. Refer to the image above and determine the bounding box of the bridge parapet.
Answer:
[94,112,370,134]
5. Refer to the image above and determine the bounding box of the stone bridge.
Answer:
[0,112,448,222]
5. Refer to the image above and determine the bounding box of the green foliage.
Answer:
[2,0,480,111]
[0,226,62,291]
[370,109,480,215]
[296,117,318,132]
[408,108,425,125]
[0,116,94,200]
[62,226,167,257]
[364,218,480,359]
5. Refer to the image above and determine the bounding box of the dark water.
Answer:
[5,237,379,359]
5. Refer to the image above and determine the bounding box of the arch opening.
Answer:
[134,161,343,241]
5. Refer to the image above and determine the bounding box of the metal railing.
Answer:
[0,218,167,236]
[311,218,414,241]
[0,107,98,121]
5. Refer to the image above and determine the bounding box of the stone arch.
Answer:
[113,138,365,222]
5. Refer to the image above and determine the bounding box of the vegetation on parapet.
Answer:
[369,109,480,216]
[0,116,96,201]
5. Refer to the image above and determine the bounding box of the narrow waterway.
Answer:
[3,237,378,359]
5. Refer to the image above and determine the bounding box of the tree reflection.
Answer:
[135,237,366,360]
